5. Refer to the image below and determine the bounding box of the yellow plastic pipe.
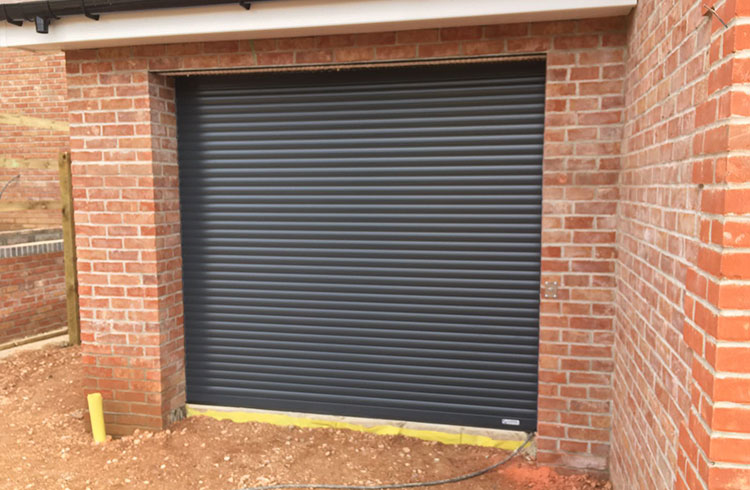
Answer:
[87,393,107,443]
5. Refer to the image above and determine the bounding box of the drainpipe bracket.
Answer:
[35,15,50,33]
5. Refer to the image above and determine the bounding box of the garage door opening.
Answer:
[175,59,545,432]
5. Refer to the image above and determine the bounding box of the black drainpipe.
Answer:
[0,0,258,34]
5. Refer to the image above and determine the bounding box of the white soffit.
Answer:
[0,0,635,51]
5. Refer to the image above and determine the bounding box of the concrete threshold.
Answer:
[187,403,532,453]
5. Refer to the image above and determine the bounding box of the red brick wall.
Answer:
[610,1,704,487]
[65,20,628,463]
[0,251,66,345]
[681,0,750,488]
[612,1,750,489]
[0,48,67,231]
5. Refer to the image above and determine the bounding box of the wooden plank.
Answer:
[0,328,68,353]
[0,157,58,170]
[0,200,62,211]
[0,112,69,132]
[58,152,80,346]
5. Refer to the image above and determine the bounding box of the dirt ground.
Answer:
[0,345,611,490]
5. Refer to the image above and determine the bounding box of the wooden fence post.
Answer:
[58,152,80,345]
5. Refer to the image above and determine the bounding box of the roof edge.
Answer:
[0,0,635,51]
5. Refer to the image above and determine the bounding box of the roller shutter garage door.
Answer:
[176,60,544,432]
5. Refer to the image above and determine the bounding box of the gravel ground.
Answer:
[0,345,611,490]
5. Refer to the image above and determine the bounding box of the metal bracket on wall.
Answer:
[543,281,558,299]
[703,4,728,28]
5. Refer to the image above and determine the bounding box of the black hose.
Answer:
[235,432,534,490]
[0,174,20,201]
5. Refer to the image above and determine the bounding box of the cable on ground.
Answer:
[0,174,20,201]
[235,431,534,490]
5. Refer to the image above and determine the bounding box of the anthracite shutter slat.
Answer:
[177,61,544,431]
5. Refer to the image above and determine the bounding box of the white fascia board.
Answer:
[0,0,635,51]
